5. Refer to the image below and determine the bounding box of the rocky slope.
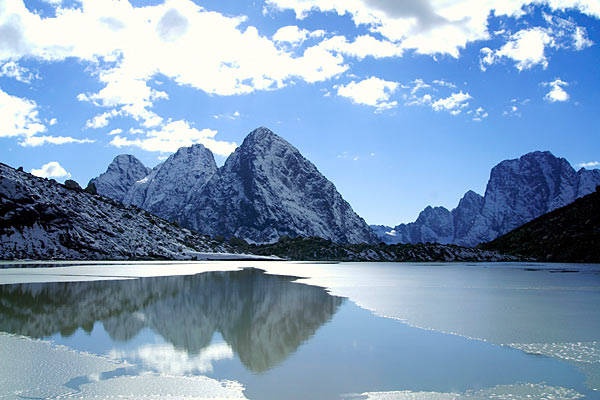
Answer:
[92,127,376,244]
[374,151,600,246]
[0,163,237,260]
[480,187,600,262]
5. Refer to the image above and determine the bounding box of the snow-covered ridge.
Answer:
[91,127,376,245]
[373,151,600,246]
[0,162,241,260]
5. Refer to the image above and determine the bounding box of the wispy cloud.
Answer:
[577,161,599,169]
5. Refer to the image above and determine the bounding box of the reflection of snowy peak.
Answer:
[0,163,230,259]
[181,127,376,244]
[372,151,600,246]
[91,127,375,244]
[0,269,343,373]
[89,155,150,202]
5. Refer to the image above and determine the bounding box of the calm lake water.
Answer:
[0,261,599,399]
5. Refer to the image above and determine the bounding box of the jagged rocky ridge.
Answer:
[373,151,600,247]
[0,162,240,260]
[92,127,376,244]
[0,269,343,373]
[480,187,600,262]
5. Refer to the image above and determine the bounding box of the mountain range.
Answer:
[89,127,599,248]
[373,151,600,246]
[91,127,376,244]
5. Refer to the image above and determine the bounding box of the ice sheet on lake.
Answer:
[0,333,247,400]
[508,341,600,391]
[348,383,584,400]
[508,341,600,364]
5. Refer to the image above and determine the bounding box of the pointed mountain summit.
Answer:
[124,144,217,222]
[89,154,150,202]
[181,127,376,244]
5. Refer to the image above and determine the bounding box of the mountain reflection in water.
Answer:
[0,268,343,373]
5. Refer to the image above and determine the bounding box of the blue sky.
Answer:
[1,0,599,225]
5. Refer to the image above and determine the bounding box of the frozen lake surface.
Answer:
[0,261,599,399]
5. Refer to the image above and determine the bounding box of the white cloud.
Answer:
[544,79,569,102]
[84,109,122,129]
[109,119,237,156]
[273,25,323,46]
[481,14,594,71]
[0,87,93,146]
[431,91,471,114]
[0,87,46,138]
[266,0,600,58]
[336,76,399,111]
[503,104,521,117]
[0,61,36,83]
[212,110,241,120]
[573,26,593,50]
[471,106,489,121]
[108,128,122,135]
[0,0,348,136]
[496,28,554,70]
[48,117,57,125]
[20,135,95,147]
[432,79,457,89]
[403,79,481,117]
[30,161,71,179]
[576,161,599,169]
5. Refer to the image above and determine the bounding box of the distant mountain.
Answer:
[89,154,150,202]
[0,163,237,260]
[372,151,600,247]
[480,187,600,262]
[91,127,376,244]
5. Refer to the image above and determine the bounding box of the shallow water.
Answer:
[0,262,599,399]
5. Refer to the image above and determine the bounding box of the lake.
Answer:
[0,261,599,399]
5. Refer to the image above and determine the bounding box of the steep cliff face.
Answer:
[88,155,150,202]
[180,127,376,244]
[373,151,600,247]
[123,144,217,222]
[452,191,484,246]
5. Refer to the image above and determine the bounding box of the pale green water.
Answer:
[0,261,598,399]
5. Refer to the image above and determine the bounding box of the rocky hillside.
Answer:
[374,151,600,247]
[0,163,238,260]
[245,236,519,262]
[91,127,376,245]
[480,188,600,262]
